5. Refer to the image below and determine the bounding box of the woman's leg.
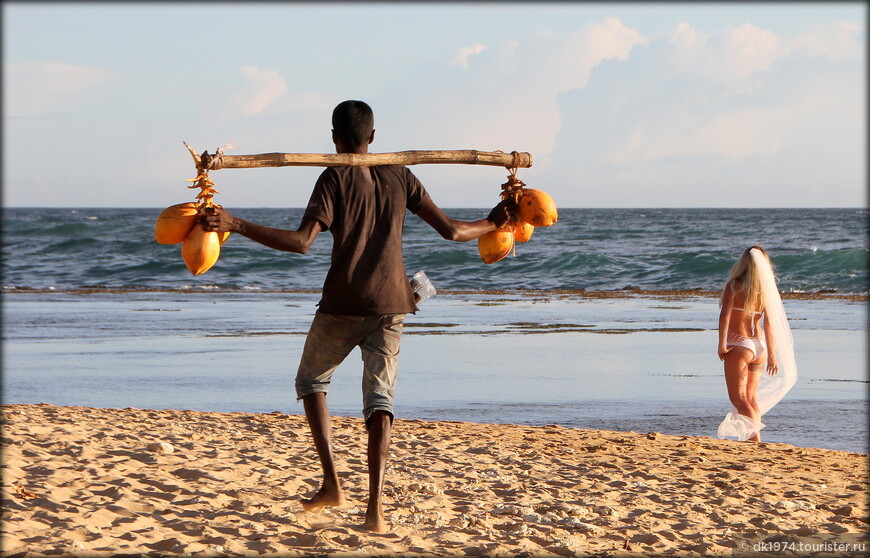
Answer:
[743,354,765,441]
[723,347,762,440]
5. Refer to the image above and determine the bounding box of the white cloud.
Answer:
[667,22,701,48]
[231,65,288,117]
[545,18,865,206]
[603,20,863,166]
[584,17,648,64]
[594,22,792,166]
[604,104,790,165]
[709,23,780,81]
[380,18,648,159]
[3,62,113,117]
[786,21,865,60]
[450,44,487,69]
[666,23,780,82]
[665,22,705,71]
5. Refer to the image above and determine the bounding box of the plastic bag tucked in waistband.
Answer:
[410,270,437,304]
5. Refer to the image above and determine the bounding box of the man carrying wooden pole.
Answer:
[198,100,517,533]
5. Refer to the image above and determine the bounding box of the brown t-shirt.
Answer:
[302,165,431,316]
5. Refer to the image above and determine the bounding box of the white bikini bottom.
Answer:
[727,332,766,360]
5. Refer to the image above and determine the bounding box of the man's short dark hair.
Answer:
[332,100,374,149]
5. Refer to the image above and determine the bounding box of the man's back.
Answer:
[303,165,431,316]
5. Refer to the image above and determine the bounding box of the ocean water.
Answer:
[2,208,868,453]
[1,207,867,293]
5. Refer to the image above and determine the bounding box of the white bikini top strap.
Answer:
[732,307,762,335]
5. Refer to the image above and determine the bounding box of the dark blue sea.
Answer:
[2,207,867,293]
[2,208,867,453]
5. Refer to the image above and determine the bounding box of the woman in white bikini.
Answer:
[717,245,797,442]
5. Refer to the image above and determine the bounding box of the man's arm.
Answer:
[199,207,324,254]
[415,198,514,242]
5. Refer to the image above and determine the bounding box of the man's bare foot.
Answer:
[301,486,346,512]
[363,510,389,533]
[363,502,389,533]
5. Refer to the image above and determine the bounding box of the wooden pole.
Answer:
[184,143,532,171]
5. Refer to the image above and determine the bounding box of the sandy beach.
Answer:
[1,404,867,557]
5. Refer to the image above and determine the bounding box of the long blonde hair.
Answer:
[720,245,773,313]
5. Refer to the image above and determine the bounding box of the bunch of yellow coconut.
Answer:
[157,170,553,272]
[154,172,229,275]
[477,177,558,264]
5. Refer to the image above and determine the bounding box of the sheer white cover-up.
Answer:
[717,249,798,441]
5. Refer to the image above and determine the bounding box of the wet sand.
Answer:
[2,404,867,557]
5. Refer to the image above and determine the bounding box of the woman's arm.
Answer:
[718,282,734,360]
[199,207,324,254]
[762,311,779,375]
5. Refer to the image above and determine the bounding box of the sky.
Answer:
[2,2,866,208]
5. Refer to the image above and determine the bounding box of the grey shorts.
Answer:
[295,311,405,421]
